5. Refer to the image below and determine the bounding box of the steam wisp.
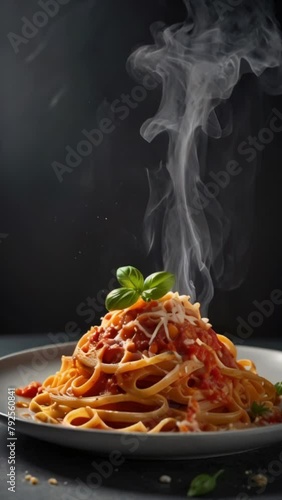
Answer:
[129,0,282,313]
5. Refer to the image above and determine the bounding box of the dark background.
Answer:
[0,0,281,342]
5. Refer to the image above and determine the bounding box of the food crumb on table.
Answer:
[30,476,39,485]
[159,475,172,484]
[24,472,60,486]
[48,478,58,485]
[25,474,39,484]
[251,474,268,487]
[245,470,252,475]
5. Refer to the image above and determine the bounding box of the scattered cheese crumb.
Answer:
[25,474,32,481]
[48,478,58,485]
[159,475,172,484]
[30,476,39,485]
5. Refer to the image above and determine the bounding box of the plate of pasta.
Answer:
[1,277,282,458]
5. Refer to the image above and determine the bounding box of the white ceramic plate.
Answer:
[0,342,281,459]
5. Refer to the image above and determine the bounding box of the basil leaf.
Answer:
[143,271,175,294]
[187,470,224,497]
[275,382,282,396]
[105,288,140,311]
[141,285,172,302]
[116,266,144,290]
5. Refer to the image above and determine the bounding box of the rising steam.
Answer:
[128,0,282,313]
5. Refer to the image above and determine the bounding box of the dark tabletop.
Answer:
[1,334,282,500]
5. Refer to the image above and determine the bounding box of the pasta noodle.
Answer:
[27,292,282,432]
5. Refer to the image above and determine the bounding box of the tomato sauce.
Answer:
[86,305,240,403]
[15,381,42,398]
[84,373,121,396]
[89,310,237,370]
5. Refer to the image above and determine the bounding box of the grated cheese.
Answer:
[102,293,210,348]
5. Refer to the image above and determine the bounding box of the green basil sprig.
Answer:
[105,266,175,311]
[250,401,271,418]
[187,470,224,497]
[275,382,282,396]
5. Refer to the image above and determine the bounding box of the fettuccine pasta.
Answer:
[27,292,282,432]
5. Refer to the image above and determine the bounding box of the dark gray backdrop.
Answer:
[1,0,281,343]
